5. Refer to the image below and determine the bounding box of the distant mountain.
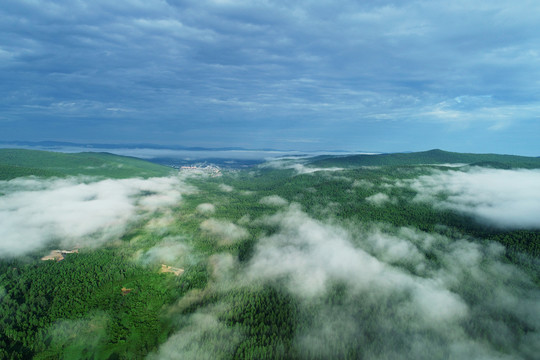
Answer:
[0,149,172,180]
[0,140,365,154]
[308,149,540,169]
[0,140,266,152]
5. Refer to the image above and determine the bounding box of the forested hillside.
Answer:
[309,149,540,168]
[0,149,172,180]
[1,149,539,359]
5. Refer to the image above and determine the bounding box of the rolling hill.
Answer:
[0,149,173,180]
[308,149,540,168]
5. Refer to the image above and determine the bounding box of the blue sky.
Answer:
[1,0,539,155]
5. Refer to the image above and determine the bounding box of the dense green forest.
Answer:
[309,149,540,168]
[0,149,172,180]
[1,149,539,359]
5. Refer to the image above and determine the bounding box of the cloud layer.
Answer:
[244,204,540,358]
[0,176,188,256]
[409,168,540,228]
[1,1,539,153]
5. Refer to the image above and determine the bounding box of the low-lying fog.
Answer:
[1,165,539,359]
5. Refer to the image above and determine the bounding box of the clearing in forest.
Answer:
[159,264,184,276]
[41,249,79,262]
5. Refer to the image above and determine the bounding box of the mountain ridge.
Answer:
[307,149,540,168]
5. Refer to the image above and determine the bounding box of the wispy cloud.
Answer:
[200,218,248,245]
[365,192,396,206]
[148,310,242,360]
[259,195,288,207]
[196,203,216,214]
[262,158,344,174]
[136,237,193,267]
[43,312,109,356]
[218,184,234,192]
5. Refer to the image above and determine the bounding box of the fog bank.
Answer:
[409,168,540,228]
[0,176,189,257]
[244,204,540,359]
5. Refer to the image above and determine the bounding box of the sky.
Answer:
[1,0,539,155]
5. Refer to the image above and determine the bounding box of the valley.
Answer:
[0,149,539,359]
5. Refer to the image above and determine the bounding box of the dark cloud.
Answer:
[1,0,539,152]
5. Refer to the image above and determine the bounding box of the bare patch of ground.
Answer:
[159,264,184,276]
[121,287,133,296]
[41,249,79,262]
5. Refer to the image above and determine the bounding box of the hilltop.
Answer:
[0,149,172,180]
[308,149,540,168]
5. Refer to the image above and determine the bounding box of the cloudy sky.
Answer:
[1,0,539,154]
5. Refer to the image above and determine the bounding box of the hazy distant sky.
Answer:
[1,0,539,154]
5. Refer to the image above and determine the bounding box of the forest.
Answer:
[0,149,539,359]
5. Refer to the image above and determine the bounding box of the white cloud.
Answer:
[218,184,234,192]
[259,195,288,206]
[366,228,425,266]
[412,279,468,322]
[208,252,239,283]
[247,205,435,297]
[352,179,374,188]
[244,204,540,358]
[0,176,190,257]
[291,164,344,175]
[147,311,241,360]
[196,203,216,214]
[43,312,109,357]
[409,168,540,228]
[200,218,248,245]
[365,192,395,206]
[136,237,192,267]
[262,158,344,175]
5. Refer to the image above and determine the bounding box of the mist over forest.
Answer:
[3,0,540,357]
[1,149,539,359]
